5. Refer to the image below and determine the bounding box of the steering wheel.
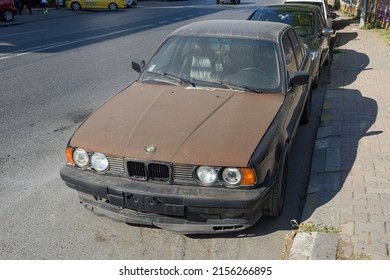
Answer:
[239,67,268,77]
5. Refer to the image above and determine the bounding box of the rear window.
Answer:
[249,10,314,36]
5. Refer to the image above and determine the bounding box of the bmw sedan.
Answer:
[60,20,312,234]
[248,4,333,88]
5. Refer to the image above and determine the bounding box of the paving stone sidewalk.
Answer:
[291,13,390,260]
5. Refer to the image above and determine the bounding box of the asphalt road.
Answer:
[0,0,326,259]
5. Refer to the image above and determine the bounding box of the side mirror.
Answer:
[290,71,310,87]
[132,60,145,73]
[328,12,337,19]
[322,27,334,36]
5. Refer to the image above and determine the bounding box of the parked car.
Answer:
[64,0,127,11]
[216,0,240,4]
[283,0,336,28]
[60,20,312,234]
[0,0,17,22]
[248,4,333,88]
[125,0,136,7]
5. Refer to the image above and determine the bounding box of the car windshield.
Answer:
[250,10,314,36]
[139,35,281,93]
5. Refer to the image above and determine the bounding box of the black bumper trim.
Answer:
[60,165,274,234]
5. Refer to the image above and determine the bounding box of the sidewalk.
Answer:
[289,12,390,259]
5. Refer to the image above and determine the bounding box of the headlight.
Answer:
[311,50,318,61]
[73,148,89,168]
[222,168,242,187]
[91,152,109,172]
[196,166,217,185]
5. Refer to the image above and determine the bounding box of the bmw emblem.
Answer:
[145,144,157,154]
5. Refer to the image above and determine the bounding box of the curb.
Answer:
[289,232,339,260]
[287,26,344,261]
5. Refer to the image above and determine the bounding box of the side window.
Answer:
[287,29,304,68]
[249,11,261,21]
[318,8,326,27]
[282,32,298,76]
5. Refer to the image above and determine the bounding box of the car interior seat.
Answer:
[188,44,213,80]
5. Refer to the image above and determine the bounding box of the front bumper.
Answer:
[60,165,272,234]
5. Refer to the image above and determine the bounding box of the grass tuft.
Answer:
[290,220,341,234]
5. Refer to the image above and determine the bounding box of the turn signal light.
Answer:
[240,168,256,186]
[66,147,74,165]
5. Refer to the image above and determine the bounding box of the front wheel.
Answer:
[312,67,319,89]
[71,2,81,10]
[263,154,288,217]
[108,3,118,11]
[300,89,312,124]
[1,10,14,22]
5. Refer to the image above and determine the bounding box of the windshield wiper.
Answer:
[147,71,195,87]
[218,81,263,93]
[190,78,263,93]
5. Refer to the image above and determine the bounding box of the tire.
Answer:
[1,9,14,22]
[300,88,312,125]
[263,154,288,217]
[71,2,81,10]
[312,69,319,89]
[323,50,332,66]
[108,3,118,11]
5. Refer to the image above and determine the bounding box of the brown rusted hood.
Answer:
[70,82,284,167]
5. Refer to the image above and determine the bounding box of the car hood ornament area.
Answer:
[145,144,157,154]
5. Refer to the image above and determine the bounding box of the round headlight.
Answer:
[73,148,89,168]
[222,168,242,187]
[196,166,217,185]
[91,152,109,172]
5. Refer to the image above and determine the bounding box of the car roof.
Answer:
[284,0,325,3]
[255,3,322,12]
[169,20,290,42]
[251,3,323,18]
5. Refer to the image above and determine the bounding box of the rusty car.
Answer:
[60,20,312,234]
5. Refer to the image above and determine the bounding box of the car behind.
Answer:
[248,4,333,88]
[60,20,312,234]
[283,0,336,28]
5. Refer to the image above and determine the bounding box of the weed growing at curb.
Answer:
[290,220,341,234]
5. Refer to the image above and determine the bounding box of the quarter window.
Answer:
[287,29,304,68]
[282,32,298,76]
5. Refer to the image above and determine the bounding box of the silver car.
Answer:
[216,0,240,4]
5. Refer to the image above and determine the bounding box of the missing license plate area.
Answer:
[125,193,184,216]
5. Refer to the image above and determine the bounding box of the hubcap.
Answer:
[4,11,13,21]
